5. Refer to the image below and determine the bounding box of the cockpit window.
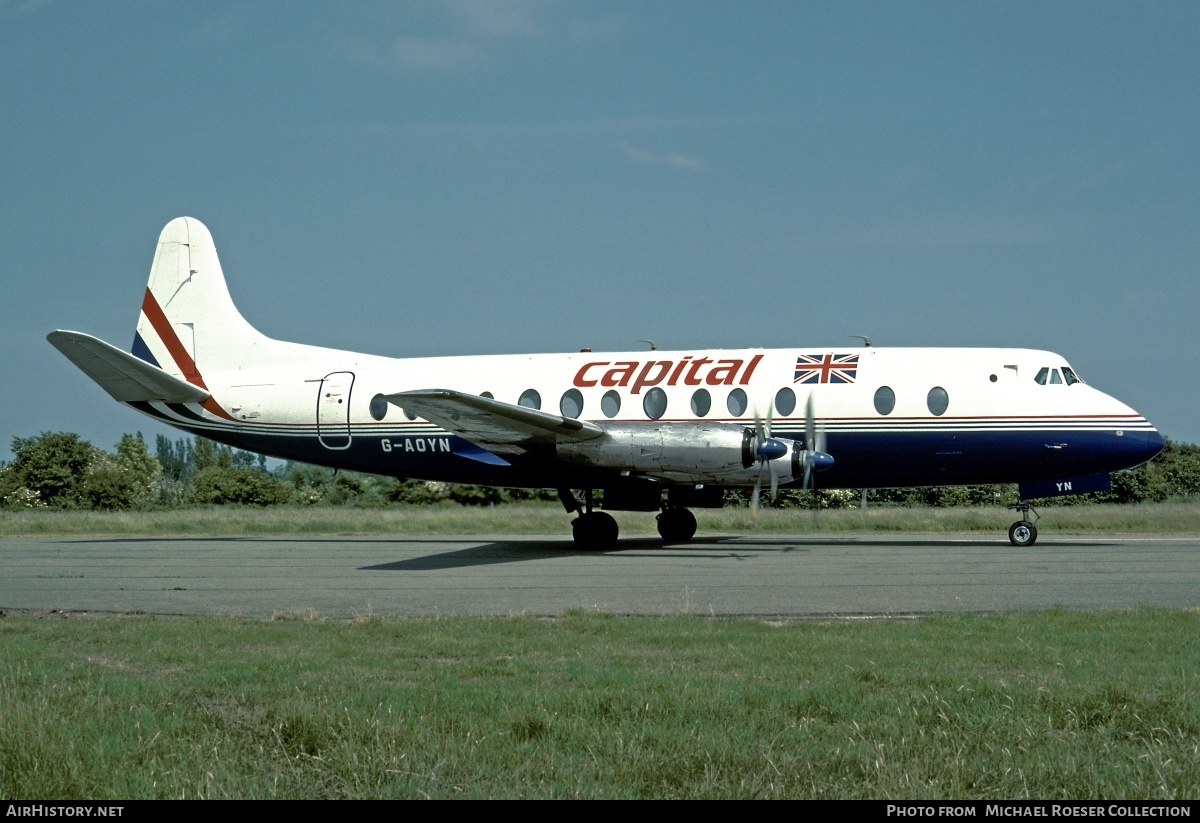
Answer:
[1035,365,1082,386]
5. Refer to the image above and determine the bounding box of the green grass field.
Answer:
[1,609,1196,799]
[3,501,1197,798]
[2,499,1198,537]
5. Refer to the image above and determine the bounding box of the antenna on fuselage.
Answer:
[638,339,658,351]
[850,335,872,347]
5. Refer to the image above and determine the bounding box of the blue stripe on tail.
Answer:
[131,331,160,367]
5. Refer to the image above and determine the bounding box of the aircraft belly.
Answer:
[809,428,1158,490]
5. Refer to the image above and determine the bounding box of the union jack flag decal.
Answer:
[794,353,859,384]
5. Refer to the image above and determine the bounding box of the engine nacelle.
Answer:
[557,424,801,486]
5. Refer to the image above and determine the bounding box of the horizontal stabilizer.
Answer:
[385,389,604,456]
[47,330,211,404]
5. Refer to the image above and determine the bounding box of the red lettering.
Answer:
[706,359,742,386]
[575,353,766,391]
[684,357,713,385]
[602,361,639,387]
[574,361,608,387]
[739,353,764,385]
[631,360,672,394]
[668,357,692,384]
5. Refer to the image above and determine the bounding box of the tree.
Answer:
[156,434,193,484]
[78,433,163,510]
[4,432,95,508]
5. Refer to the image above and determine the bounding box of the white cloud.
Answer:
[443,0,543,39]
[333,0,618,74]
[0,0,53,18]
[620,144,705,172]
[389,36,480,70]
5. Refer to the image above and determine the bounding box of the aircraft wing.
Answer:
[47,330,211,404]
[385,389,604,456]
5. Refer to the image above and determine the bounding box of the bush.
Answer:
[187,466,292,506]
[5,432,95,508]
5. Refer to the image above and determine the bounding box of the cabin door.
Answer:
[317,371,354,450]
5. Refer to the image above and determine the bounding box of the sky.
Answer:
[2,1,1198,459]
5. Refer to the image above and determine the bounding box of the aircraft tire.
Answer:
[1008,521,1038,547]
[573,511,619,551]
[656,507,697,543]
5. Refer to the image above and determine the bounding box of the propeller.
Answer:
[800,394,835,492]
[748,406,789,512]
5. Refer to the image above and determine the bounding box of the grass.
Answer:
[1,608,1196,799]
[1,499,1198,537]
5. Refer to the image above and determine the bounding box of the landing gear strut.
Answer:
[656,507,697,543]
[1007,500,1039,547]
[560,488,619,551]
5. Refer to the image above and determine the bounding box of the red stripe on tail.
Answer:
[140,289,208,390]
[140,289,236,421]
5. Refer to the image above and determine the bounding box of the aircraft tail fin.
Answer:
[132,216,266,383]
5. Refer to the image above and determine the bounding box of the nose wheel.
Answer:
[1007,500,1040,546]
[1008,520,1038,547]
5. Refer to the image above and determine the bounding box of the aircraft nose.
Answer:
[1140,428,1166,464]
[1115,426,1165,470]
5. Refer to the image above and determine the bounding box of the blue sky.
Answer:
[3,1,1198,458]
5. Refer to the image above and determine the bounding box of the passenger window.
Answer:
[1034,367,1049,385]
[873,386,896,416]
[560,389,583,419]
[690,388,711,417]
[927,386,949,416]
[774,387,796,417]
[601,390,621,418]
[369,393,388,421]
[518,389,541,410]
[727,388,748,417]
[643,387,667,420]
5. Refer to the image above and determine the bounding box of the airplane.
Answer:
[49,217,1165,550]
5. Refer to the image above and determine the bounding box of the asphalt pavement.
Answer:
[2,533,1197,618]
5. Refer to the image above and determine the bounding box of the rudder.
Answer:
[132,217,263,385]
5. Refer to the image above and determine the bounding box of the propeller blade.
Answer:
[800,393,833,490]
[805,394,816,453]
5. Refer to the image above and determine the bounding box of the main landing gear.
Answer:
[558,489,699,550]
[560,488,619,551]
[1007,500,1040,547]
[573,510,619,551]
[656,506,697,543]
